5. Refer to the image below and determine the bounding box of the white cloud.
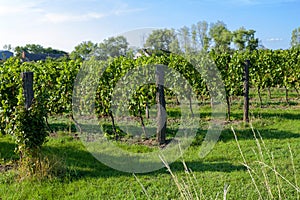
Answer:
[266,38,283,42]
[0,0,145,24]
[0,2,43,16]
[40,5,145,24]
[41,12,106,23]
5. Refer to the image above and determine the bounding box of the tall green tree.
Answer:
[178,26,191,54]
[93,36,129,60]
[169,37,181,54]
[144,29,178,52]
[232,27,258,51]
[70,41,97,60]
[291,27,300,48]
[196,21,210,51]
[209,21,232,53]
[191,24,198,52]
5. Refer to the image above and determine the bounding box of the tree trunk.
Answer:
[226,95,231,121]
[294,87,300,99]
[109,111,118,140]
[156,65,166,145]
[176,96,180,105]
[138,107,147,138]
[257,86,263,108]
[71,115,82,134]
[45,116,54,133]
[267,87,272,99]
[200,95,204,105]
[285,86,289,104]
[188,88,194,117]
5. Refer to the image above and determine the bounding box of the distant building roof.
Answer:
[0,50,14,60]
[21,51,67,62]
[133,49,151,59]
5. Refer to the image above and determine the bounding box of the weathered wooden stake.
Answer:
[244,60,250,123]
[21,72,34,110]
[145,102,150,119]
[156,65,166,145]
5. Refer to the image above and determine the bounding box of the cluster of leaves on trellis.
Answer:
[210,48,300,105]
[0,57,81,158]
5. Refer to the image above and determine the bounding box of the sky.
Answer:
[0,0,299,53]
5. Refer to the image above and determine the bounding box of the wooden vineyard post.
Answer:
[156,65,166,145]
[21,72,34,110]
[244,60,250,123]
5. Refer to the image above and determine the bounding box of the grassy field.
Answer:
[0,88,300,199]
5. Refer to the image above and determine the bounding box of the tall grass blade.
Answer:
[231,126,263,200]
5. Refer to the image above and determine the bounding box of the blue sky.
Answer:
[0,0,299,52]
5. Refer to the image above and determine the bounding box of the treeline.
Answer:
[68,20,300,62]
[4,21,300,61]
[70,20,262,60]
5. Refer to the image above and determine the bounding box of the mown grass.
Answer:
[0,88,299,199]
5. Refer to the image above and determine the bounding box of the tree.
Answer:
[169,37,181,54]
[258,40,266,50]
[144,29,178,52]
[70,41,97,60]
[196,21,210,51]
[232,27,258,51]
[3,44,13,51]
[209,21,232,53]
[191,24,198,52]
[246,30,259,51]
[14,44,67,57]
[93,36,129,60]
[178,26,192,54]
[291,27,300,48]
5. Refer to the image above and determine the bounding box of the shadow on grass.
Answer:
[40,143,246,180]
[49,123,77,133]
[79,123,180,139]
[78,118,300,145]
[167,109,181,118]
[254,101,298,107]
[199,109,300,122]
[251,111,300,120]
[193,128,300,145]
[168,161,246,173]
[0,140,18,161]
[1,127,294,181]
